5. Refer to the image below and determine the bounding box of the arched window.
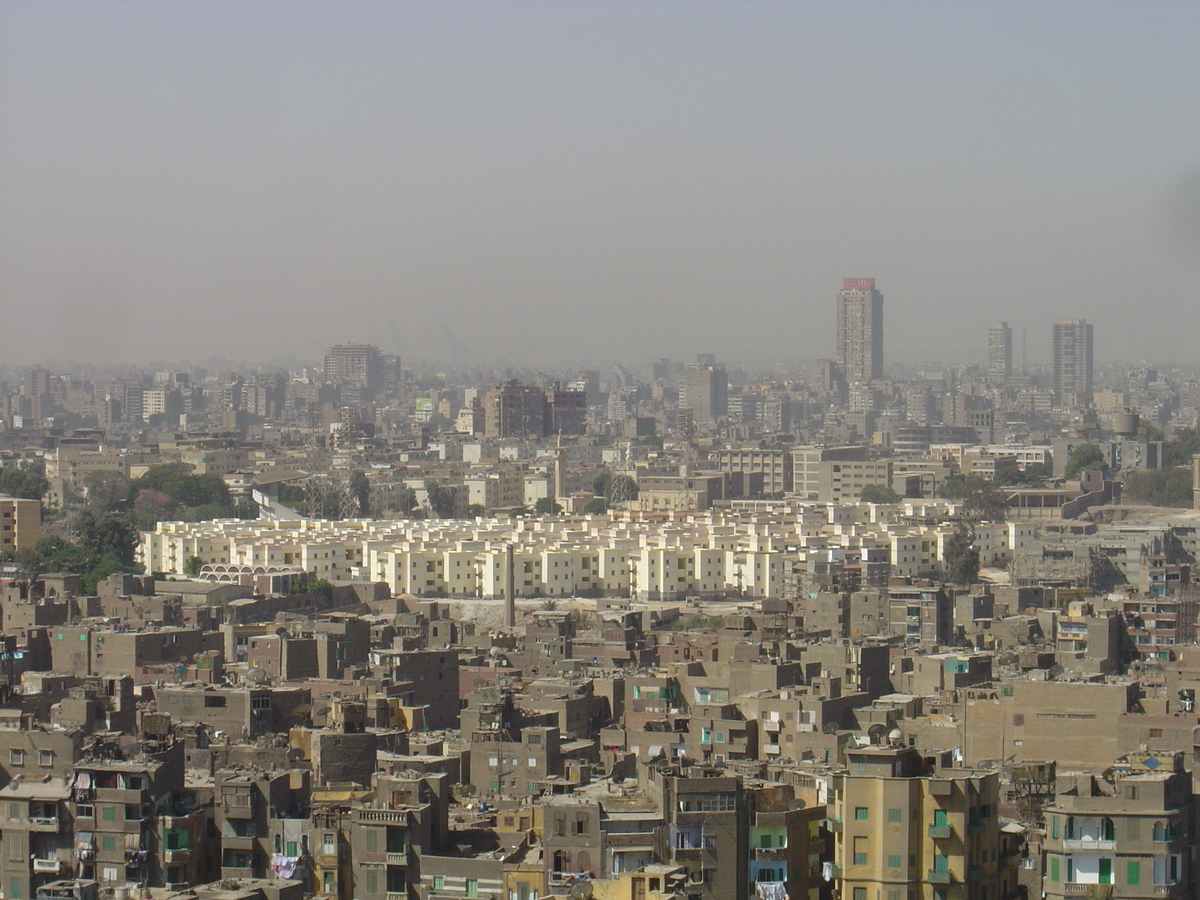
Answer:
[1102,818,1115,841]
[1153,822,1166,842]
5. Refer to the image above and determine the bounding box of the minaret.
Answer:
[504,543,516,628]
[1193,454,1200,511]
[553,431,566,506]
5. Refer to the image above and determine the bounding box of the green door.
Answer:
[1099,859,1112,885]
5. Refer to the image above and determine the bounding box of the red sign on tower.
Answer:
[842,277,875,290]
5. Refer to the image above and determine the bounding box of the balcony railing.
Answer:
[32,859,61,873]
[386,852,406,865]
[928,825,953,839]
[28,817,59,831]
[1061,839,1117,851]
[927,870,952,884]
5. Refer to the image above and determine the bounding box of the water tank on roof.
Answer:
[1114,411,1139,439]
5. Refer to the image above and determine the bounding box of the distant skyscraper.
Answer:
[988,321,1013,382]
[836,277,884,384]
[1052,319,1094,401]
[324,343,383,392]
[681,356,728,424]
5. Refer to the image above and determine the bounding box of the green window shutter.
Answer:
[1099,859,1111,885]
[1126,861,1139,886]
[1050,858,1060,883]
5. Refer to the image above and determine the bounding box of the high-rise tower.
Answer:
[836,277,884,384]
[1051,319,1094,402]
[988,322,1013,383]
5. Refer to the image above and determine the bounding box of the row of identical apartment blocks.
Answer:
[140,504,1038,602]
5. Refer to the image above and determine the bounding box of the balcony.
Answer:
[164,848,190,863]
[28,817,59,832]
[358,809,408,824]
[927,870,952,884]
[827,817,843,833]
[1061,839,1117,851]
[755,848,788,862]
[386,852,407,865]
[387,894,406,900]
[32,859,61,874]
[928,825,953,839]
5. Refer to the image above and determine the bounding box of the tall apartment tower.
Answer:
[324,343,383,392]
[836,277,884,384]
[1052,319,1094,401]
[682,356,728,424]
[988,322,1013,383]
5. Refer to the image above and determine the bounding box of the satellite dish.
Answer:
[459,784,477,798]
[275,626,289,637]
[245,667,267,685]
[570,881,594,900]
[179,655,191,665]
[172,665,188,684]
[332,691,343,701]
[287,748,304,762]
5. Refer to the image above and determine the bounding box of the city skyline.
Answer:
[2,2,1199,366]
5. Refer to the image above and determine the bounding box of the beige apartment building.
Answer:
[792,446,892,503]
[831,745,1013,900]
[0,496,40,553]
[1042,750,1192,900]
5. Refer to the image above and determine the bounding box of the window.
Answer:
[10,878,21,900]
[204,696,227,708]
[1126,861,1140,886]
[364,871,377,894]
[125,804,141,820]
[854,807,869,821]
[888,808,902,823]
[853,889,866,900]
[853,836,868,867]
[101,836,116,852]
[433,876,445,891]
[1050,858,1060,882]
[102,806,116,821]
[77,804,93,819]
[365,830,378,852]
[8,749,23,766]
[888,855,902,869]
[7,804,17,820]
[38,750,53,767]
[101,867,120,884]
[466,879,479,899]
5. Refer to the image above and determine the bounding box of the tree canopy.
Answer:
[0,462,49,501]
[859,483,901,504]
[943,527,980,586]
[1064,443,1107,480]
[1122,467,1193,508]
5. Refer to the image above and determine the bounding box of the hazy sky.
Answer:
[3,1,1200,369]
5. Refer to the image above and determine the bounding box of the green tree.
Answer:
[349,470,371,517]
[859,484,901,504]
[1065,443,1108,480]
[943,527,980,586]
[424,480,457,518]
[466,503,486,518]
[232,499,260,519]
[938,475,1009,522]
[81,470,131,514]
[1122,467,1193,507]
[0,462,49,501]
[534,497,563,515]
[1165,428,1200,468]
[584,497,609,515]
[184,556,204,577]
